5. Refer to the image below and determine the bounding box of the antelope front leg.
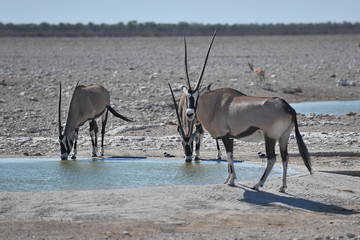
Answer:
[194,132,203,161]
[224,152,237,186]
[89,120,98,157]
[194,124,204,161]
[222,137,236,186]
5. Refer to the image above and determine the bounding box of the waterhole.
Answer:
[0,157,299,192]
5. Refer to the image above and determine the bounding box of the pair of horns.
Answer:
[168,83,185,137]
[184,29,217,91]
[169,29,217,137]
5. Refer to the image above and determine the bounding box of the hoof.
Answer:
[71,155,76,160]
[184,156,192,162]
[252,185,260,191]
[194,156,201,161]
[279,186,287,193]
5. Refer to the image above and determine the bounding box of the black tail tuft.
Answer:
[281,99,312,174]
[107,106,133,122]
[293,111,312,174]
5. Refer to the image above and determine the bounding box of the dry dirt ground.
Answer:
[0,35,360,239]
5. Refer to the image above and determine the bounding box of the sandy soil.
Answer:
[0,35,360,239]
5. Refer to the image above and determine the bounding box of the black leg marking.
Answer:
[216,139,222,160]
[101,110,109,156]
[221,136,233,154]
[260,136,276,182]
[265,136,276,159]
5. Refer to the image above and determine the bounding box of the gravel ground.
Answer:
[0,35,359,239]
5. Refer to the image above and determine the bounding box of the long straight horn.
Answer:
[168,83,185,137]
[184,35,191,89]
[194,29,217,91]
[58,82,63,136]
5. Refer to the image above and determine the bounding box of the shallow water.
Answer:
[290,100,360,115]
[0,157,299,192]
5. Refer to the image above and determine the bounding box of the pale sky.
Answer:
[1,0,359,25]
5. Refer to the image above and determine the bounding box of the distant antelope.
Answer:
[58,82,132,160]
[169,84,222,162]
[248,62,265,83]
[178,30,312,192]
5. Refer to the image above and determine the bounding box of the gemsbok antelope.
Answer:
[168,33,221,162]
[169,84,222,162]
[58,82,132,160]
[248,62,265,83]
[178,31,312,192]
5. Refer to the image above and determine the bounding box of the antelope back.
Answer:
[63,84,110,136]
[196,88,293,140]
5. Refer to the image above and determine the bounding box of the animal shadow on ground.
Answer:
[236,185,358,215]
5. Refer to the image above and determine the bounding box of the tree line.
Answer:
[1,21,360,37]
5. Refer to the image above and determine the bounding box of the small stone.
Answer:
[346,112,357,116]
[346,233,356,239]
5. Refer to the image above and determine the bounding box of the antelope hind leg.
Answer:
[253,137,277,191]
[71,129,79,159]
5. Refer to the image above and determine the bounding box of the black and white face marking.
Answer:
[177,126,193,162]
[182,136,193,162]
[59,135,73,160]
[183,88,199,121]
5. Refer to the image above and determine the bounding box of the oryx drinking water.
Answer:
[58,82,132,160]
[168,33,221,162]
[177,31,312,192]
[169,84,222,162]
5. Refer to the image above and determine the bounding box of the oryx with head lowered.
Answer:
[58,82,132,160]
[177,30,312,192]
[169,84,222,162]
[168,34,222,162]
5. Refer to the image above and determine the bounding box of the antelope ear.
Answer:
[181,86,189,95]
[200,83,213,94]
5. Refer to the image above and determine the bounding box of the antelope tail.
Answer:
[107,106,133,122]
[293,110,312,174]
[281,99,312,174]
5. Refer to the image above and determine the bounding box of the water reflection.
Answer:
[0,158,299,192]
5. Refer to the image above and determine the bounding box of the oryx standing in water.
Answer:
[177,31,312,192]
[58,82,132,160]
